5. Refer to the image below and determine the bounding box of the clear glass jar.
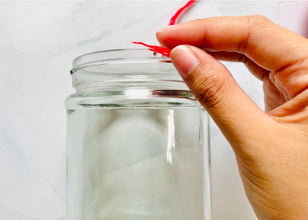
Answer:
[65,49,211,220]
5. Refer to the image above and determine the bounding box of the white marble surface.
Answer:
[0,0,307,219]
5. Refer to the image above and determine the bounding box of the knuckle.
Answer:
[193,72,227,109]
[237,15,270,54]
[248,15,270,27]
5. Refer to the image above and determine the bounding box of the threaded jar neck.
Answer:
[70,49,188,93]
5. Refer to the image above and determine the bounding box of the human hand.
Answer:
[156,15,308,219]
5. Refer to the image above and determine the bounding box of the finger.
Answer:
[207,51,270,80]
[157,15,308,72]
[170,45,272,150]
[263,75,286,112]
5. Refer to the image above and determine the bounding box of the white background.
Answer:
[0,0,307,219]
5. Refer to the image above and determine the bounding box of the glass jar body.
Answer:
[65,49,211,220]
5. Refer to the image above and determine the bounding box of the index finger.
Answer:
[156,15,308,72]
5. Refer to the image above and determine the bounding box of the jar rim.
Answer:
[71,48,171,75]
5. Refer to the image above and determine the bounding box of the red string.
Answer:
[133,0,196,57]
[169,0,196,25]
[132,42,171,57]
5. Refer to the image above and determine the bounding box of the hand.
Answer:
[156,15,308,219]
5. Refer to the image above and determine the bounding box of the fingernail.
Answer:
[170,45,199,78]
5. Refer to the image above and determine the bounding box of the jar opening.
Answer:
[70,48,185,91]
[71,48,173,75]
[67,49,196,109]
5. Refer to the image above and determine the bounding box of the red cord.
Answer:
[169,0,196,25]
[133,0,196,57]
[132,42,171,57]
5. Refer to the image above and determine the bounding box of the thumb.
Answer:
[170,45,270,146]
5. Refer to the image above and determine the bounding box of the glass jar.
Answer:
[65,49,211,220]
